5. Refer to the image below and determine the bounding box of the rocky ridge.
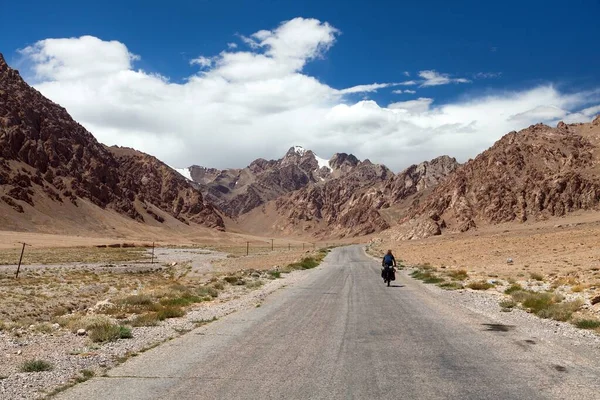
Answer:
[0,53,224,231]
[188,146,338,217]
[397,119,600,239]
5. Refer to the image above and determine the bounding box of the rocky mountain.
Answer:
[185,146,340,216]
[398,119,600,239]
[238,155,459,238]
[0,53,224,232]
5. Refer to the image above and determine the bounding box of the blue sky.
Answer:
[1,1,599,170]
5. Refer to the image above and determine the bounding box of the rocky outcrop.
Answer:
[404,121,600,238]
[190,146,337,216]
[267,155,459,238]
[382,155,459,205]
[0,53,224,230]
[272,161,393,237]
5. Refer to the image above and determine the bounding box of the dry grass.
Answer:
[0,246,148,265]
[466,281,494,290]
[509,290,583,321]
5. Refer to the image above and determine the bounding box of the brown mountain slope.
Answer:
[238,156,459,238]
[397,118,600,239]
[0,53,224,233]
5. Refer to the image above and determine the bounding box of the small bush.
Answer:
[530,273,544,281]
[467,281,494,290]
[499,300,516,309]
[118,325,133,339]
[504,284,523,294]
[521,292,555,313]
[197,286,219,298]
[129,313,160,327]
[212,282,225,290]
[20,359,53,372]
[268,270,281,279]
[223,276,239,284]
[120,295,154,306]
[448,269,468,280]
[245,280,264,289]
[156,306,185,320]
[574,319,600,329]
[438,282,463,290]
[411,270,444,284]
[159,293,202,307]
[537,300,583,322]
[88,322,133,343]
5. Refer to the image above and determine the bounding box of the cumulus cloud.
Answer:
[339,83,394,94]
[17,18,600,172]
[190,56,213,68]
[418,70,471,87]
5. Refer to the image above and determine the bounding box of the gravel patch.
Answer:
[0,259,310,400]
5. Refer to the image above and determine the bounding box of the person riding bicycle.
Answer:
[381,250,397,283]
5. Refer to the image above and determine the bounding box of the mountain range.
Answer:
[1,52,599,240]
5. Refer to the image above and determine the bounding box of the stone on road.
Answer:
[55,246,600,399]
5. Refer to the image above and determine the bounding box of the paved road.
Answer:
[56,246,600,399]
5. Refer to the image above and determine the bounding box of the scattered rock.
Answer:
[77,329,87,336]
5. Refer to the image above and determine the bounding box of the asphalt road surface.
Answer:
[55,245,600,400]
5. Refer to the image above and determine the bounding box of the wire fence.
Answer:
[0,240,337,277]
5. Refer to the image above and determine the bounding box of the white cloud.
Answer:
[392,89,417,94]
[403,71,410,77]
[17,18,600,173]
[398,80,417,86]
[474,72,502,79]
[418,70,471,87]
[227,42,238,49]
[388,98,434,113]
[190,56,213,68]
[339,83,393,94]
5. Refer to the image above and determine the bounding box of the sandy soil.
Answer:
[371,212,600,318]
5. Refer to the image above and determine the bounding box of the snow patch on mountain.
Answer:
[293,145,306,156]
[171,166,192,181]
[315,155,332,171]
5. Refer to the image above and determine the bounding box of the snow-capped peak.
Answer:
[293,145,306,156]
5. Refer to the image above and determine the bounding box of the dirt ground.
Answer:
[370,212,600,317]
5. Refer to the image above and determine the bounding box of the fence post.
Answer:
[15,242,28,279]
[246,242,249,256]
[288,243,291,251]
[271,239,274,251]
[302,243,305,250]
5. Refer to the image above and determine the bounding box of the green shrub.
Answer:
[88,322,122,343]
[197,286,219,298]
[411,270,444,284]
[574,319,600,329]
[118,326,133,339]
[120,295,154,306]
[537,300,582,321]
[521,292,555,314]
[467,281,494,290]
[20,359,53,372]
[268,270,281,279]
[129,313,160,327]
[448,269,468,280]
[156,306,185,320]
[504,284,523,294]
[159,293,202,307]
[499,300,516,309]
